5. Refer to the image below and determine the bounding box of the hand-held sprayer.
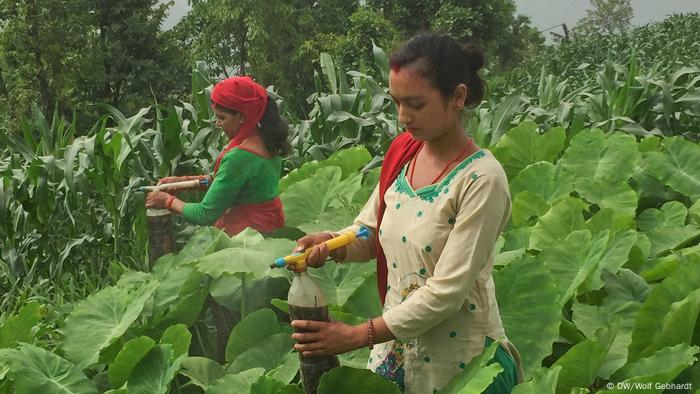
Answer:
[138,178,209,192]
[141,179,208,261]
[272,226,370,394]
[270,226,370,271]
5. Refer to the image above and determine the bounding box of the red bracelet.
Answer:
[165,195,176,210]
[367,319,375,350]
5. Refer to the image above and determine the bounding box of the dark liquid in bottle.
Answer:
[146,212,174,263]
[289,305,340,394]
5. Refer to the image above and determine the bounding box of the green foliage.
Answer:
[2,13,700,391]
[178,357,225,389]
[494,255,561,378]
[0,343,98,394]
[125,344,184,394]
[574,0,634,36]
[437,340,504,393]
[317,366,401,394]
[61,280,159,369]
[367,0,544,71]
[0,302,40,349]
[107,336,156,388]
[0,0,189,126]
[312,8,400,79]
[502,13,700,105]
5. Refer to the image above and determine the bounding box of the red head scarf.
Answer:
[211,76,269,173]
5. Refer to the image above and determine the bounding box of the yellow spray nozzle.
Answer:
[271,226,370,270]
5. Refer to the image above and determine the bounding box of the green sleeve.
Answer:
[182,151,247,225]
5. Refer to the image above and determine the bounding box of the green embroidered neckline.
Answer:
[394,150,486,202]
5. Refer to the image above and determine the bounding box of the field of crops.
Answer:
[1,14,700,394]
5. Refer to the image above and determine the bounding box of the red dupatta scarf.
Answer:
[376,132,424,304]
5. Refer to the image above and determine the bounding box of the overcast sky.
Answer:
[162,0,700,34]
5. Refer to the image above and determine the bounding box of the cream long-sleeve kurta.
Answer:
[339,149,517,394]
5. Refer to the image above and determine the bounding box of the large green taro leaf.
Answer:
[512,366,562,394]
[571,300,640,379]
[148,257,197,316]
[249,375,304,394]
[279,146,371,193]
[689,199,700,225]
[637,201,688,231]
[227,332,295,375]
[225,308,286,364]
[575,179,637,224]
[612,343,698,385]
[174,227,244,264]
[317,366,401,394]
[306,261,375,307]
[179,357,225,390]
[540,230,609,305]
[637,202,700,257]
[640,244,700,282]
[582,230,638,292]
[206,368,265,394]
[194,248,274,280]
[558,130,639,185]
[502,227,532,252]
[267,351,301,385]
[0,343,98,394]
[529,197,588,251]
[509,161,575,205]
[602,268,650,304]
[492,121,566,178]
[196,237,296,282]
[438,340,503,394]
[126,345,184,394]
[511,191,551,227]
[210,274,290,316]
[628,258,700,362]
[225,309,294,376]
[0,302,41,349]
[61,280,159,369]
[281,166,364,232]
[551,337,610,394]
[645,136,700,200]
[107,336,156,388]
[494,255,560,379]
[159,324,191,358]
[340,272,382,319]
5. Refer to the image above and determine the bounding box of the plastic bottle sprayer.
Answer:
[141,178,209,262]
[271,226,370,394]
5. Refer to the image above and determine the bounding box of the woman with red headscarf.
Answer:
[145,76,289,236]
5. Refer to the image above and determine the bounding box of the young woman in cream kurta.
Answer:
[290,33,522,393]
[341,149,514,393]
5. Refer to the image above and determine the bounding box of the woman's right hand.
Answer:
[290,232,346,272]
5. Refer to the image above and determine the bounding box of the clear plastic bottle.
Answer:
[288,272,340,394]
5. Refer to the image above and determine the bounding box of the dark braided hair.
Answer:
[390,32,486,108]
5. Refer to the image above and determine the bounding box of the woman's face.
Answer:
[213,106,244,139]
[388,67,464,142]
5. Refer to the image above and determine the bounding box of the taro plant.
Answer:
[3,126,700,393]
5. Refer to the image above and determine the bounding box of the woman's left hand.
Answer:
[145,191,172,209]
[291,320,364,357]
